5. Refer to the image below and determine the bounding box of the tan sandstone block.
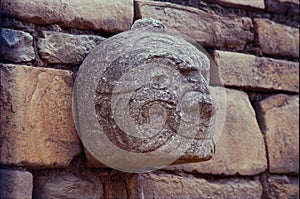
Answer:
[255,94,299,174]
[135,0,253,50]
[0,64,81,168]
[211,50,299,92]
[254,18,299,58]
[204,0,265,10]
[127,173,263,199]
[0,0,134,33]
[167,88,267,175]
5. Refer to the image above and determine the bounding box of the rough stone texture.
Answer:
[0,0,134,33]
[0,28,35,62]
[104,171,128,199]
[254,18,299,58]
[167,88,267,175]
[127,173,263,199]
[84,148,108,168]
[0,169,33,199]
[1,17,36,33]
[265,0,299,16]
[34,170,103,199]
[204,0,265,10]
[211,50,299,92]
[135,0,254,50]
[0,63,81,168]
[38,31,105,64]
[76,19,215,172]
[264,175,299,199]
[255,94,299,174]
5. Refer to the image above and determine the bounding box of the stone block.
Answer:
[255,94,299,174]
[38,31,105,64]
[0,63,81,168]
[127,173,263,199]
[135,0,253,50]
[34,170,103,199]
[254,18,299,58]
[211,50,299,92]
[0,169,33,199]
[0,0,134,33]
[0,28,35,62]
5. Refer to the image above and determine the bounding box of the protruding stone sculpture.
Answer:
[73,18,217,173]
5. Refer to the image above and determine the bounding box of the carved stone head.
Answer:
[73,18,217,173]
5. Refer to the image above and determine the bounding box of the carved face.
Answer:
[73,19,217,172]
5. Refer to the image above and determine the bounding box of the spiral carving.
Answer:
[73,18,217,172]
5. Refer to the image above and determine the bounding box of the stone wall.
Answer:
[0,0,299,198]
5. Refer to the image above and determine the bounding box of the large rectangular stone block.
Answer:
[127,173,263,199]
[255,94,299,174]
[211,50,299,92]
[166,88,267,175]
[135,0,254,50]
[254,18,299,58]
[0,64,81,168]
[0,0,134,33]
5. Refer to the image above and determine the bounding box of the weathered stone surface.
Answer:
[204,0,265,10]
[75,19,215,172]
[0,0,134,33]
[38,31,105,64]
[84,148,108,168]
[0,28,35,62]
[33,166,132,199]
[211,50,299,92]
[104,171,128,199]
[166,88,267,175]
[0,63,81,168]
[265,0,299,15]
[264,175,299,199]
[254,18,299,58]
[1,17,36,33]
[0,169,33,199]
[135,0,253,50]
[34,170,103,199]
[255,94,299,174]
[128,173,263,199]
